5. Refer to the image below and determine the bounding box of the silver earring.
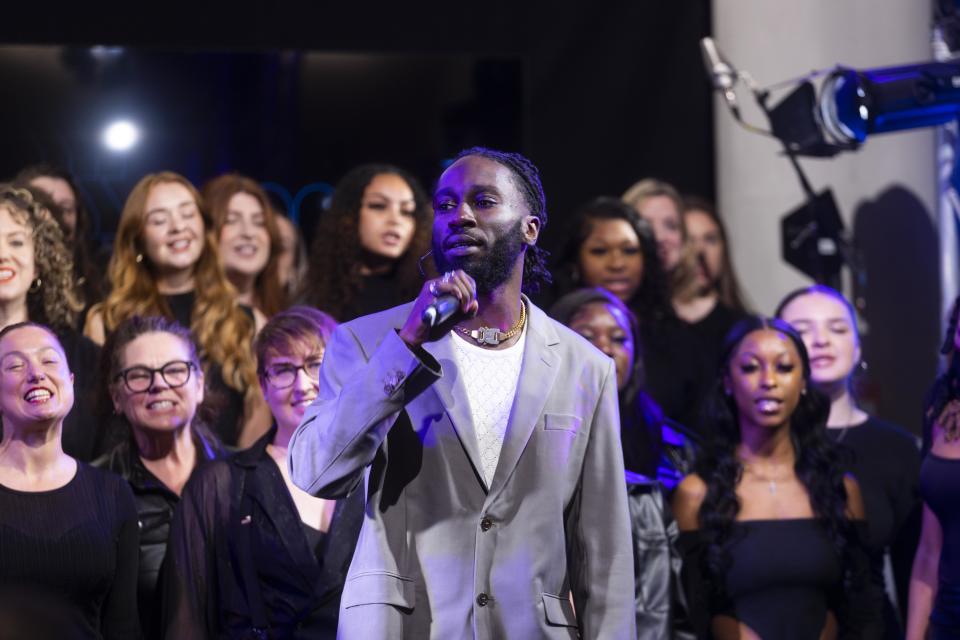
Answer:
[135,253,144,264]
[28,278,41,294]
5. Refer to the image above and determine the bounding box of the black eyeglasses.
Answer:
[115,360,196,392]
[263,359,322,389]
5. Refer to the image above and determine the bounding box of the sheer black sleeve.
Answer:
[162,463,230,640]
[102,477,141,640]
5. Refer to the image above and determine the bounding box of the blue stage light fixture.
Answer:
[819,62,960,146]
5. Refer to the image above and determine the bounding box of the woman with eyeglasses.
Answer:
[94,315,227,639]
[165,306,363,639]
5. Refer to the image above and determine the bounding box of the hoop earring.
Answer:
[417,250,433,279]
[28,278,41,294]
[135,253,144,264]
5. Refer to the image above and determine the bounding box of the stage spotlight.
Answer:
[102,120,139,152]
[819,62,960,146]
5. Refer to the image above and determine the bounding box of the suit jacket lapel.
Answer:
[486,301,560,504]
[245,461,318,588]
[423,336,487,488]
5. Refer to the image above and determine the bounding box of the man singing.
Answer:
[289,147,635,638]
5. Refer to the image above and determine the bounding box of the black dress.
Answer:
[163,427,364,639]
[920,453,960,636]
[678,519,882,639]
[164,291,248,446]
[829,417,921,637]
[94,430,227,640]
[0,463,140,639]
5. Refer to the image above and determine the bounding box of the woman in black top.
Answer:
[553,197,705,430]
[0,322,139,639]
[300,164,432,322]
[0,185,103,461]
[94,315,227,639]
[907,296,960,639]
[778,285,921,637]
[165,306,363,639]
[84,172,268,447]
[672,316,881,639]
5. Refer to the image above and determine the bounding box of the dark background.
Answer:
[0,1,714,254]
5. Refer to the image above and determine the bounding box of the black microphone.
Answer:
[700,37,740,119]
[422,294,460,327]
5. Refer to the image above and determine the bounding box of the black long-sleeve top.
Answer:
[0,463,140,639]
[829,416,921,635]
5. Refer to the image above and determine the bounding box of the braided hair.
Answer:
[452,147,552,294]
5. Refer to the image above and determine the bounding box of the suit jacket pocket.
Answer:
[542,593,577,627]
[341,571,416,610]
[543,414,582,433]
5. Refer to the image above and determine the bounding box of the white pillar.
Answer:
[714,0,938,429]
[714,0,935,312]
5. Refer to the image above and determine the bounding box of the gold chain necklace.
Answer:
[455,303,526,346]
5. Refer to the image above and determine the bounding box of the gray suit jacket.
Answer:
[289,299,636,639]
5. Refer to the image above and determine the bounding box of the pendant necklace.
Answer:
[455,303,526,347]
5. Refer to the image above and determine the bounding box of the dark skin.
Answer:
[398,155,540,350]
[672,329,865,640]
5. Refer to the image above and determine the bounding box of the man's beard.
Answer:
[433,219,526,294]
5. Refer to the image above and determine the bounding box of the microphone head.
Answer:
[700,37,736,90]
[422,305,440,327]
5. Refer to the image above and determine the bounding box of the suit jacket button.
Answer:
[480,517,493,531]
[476,593,489,606]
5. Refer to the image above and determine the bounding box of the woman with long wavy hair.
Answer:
[672,316,882,639]
[84,171,268,447]
[299,164,432,321]
[202,173,286,327]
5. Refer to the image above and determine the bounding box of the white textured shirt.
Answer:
[447,323,527,487]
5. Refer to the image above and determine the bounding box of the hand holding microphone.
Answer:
[399,270,479,348]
